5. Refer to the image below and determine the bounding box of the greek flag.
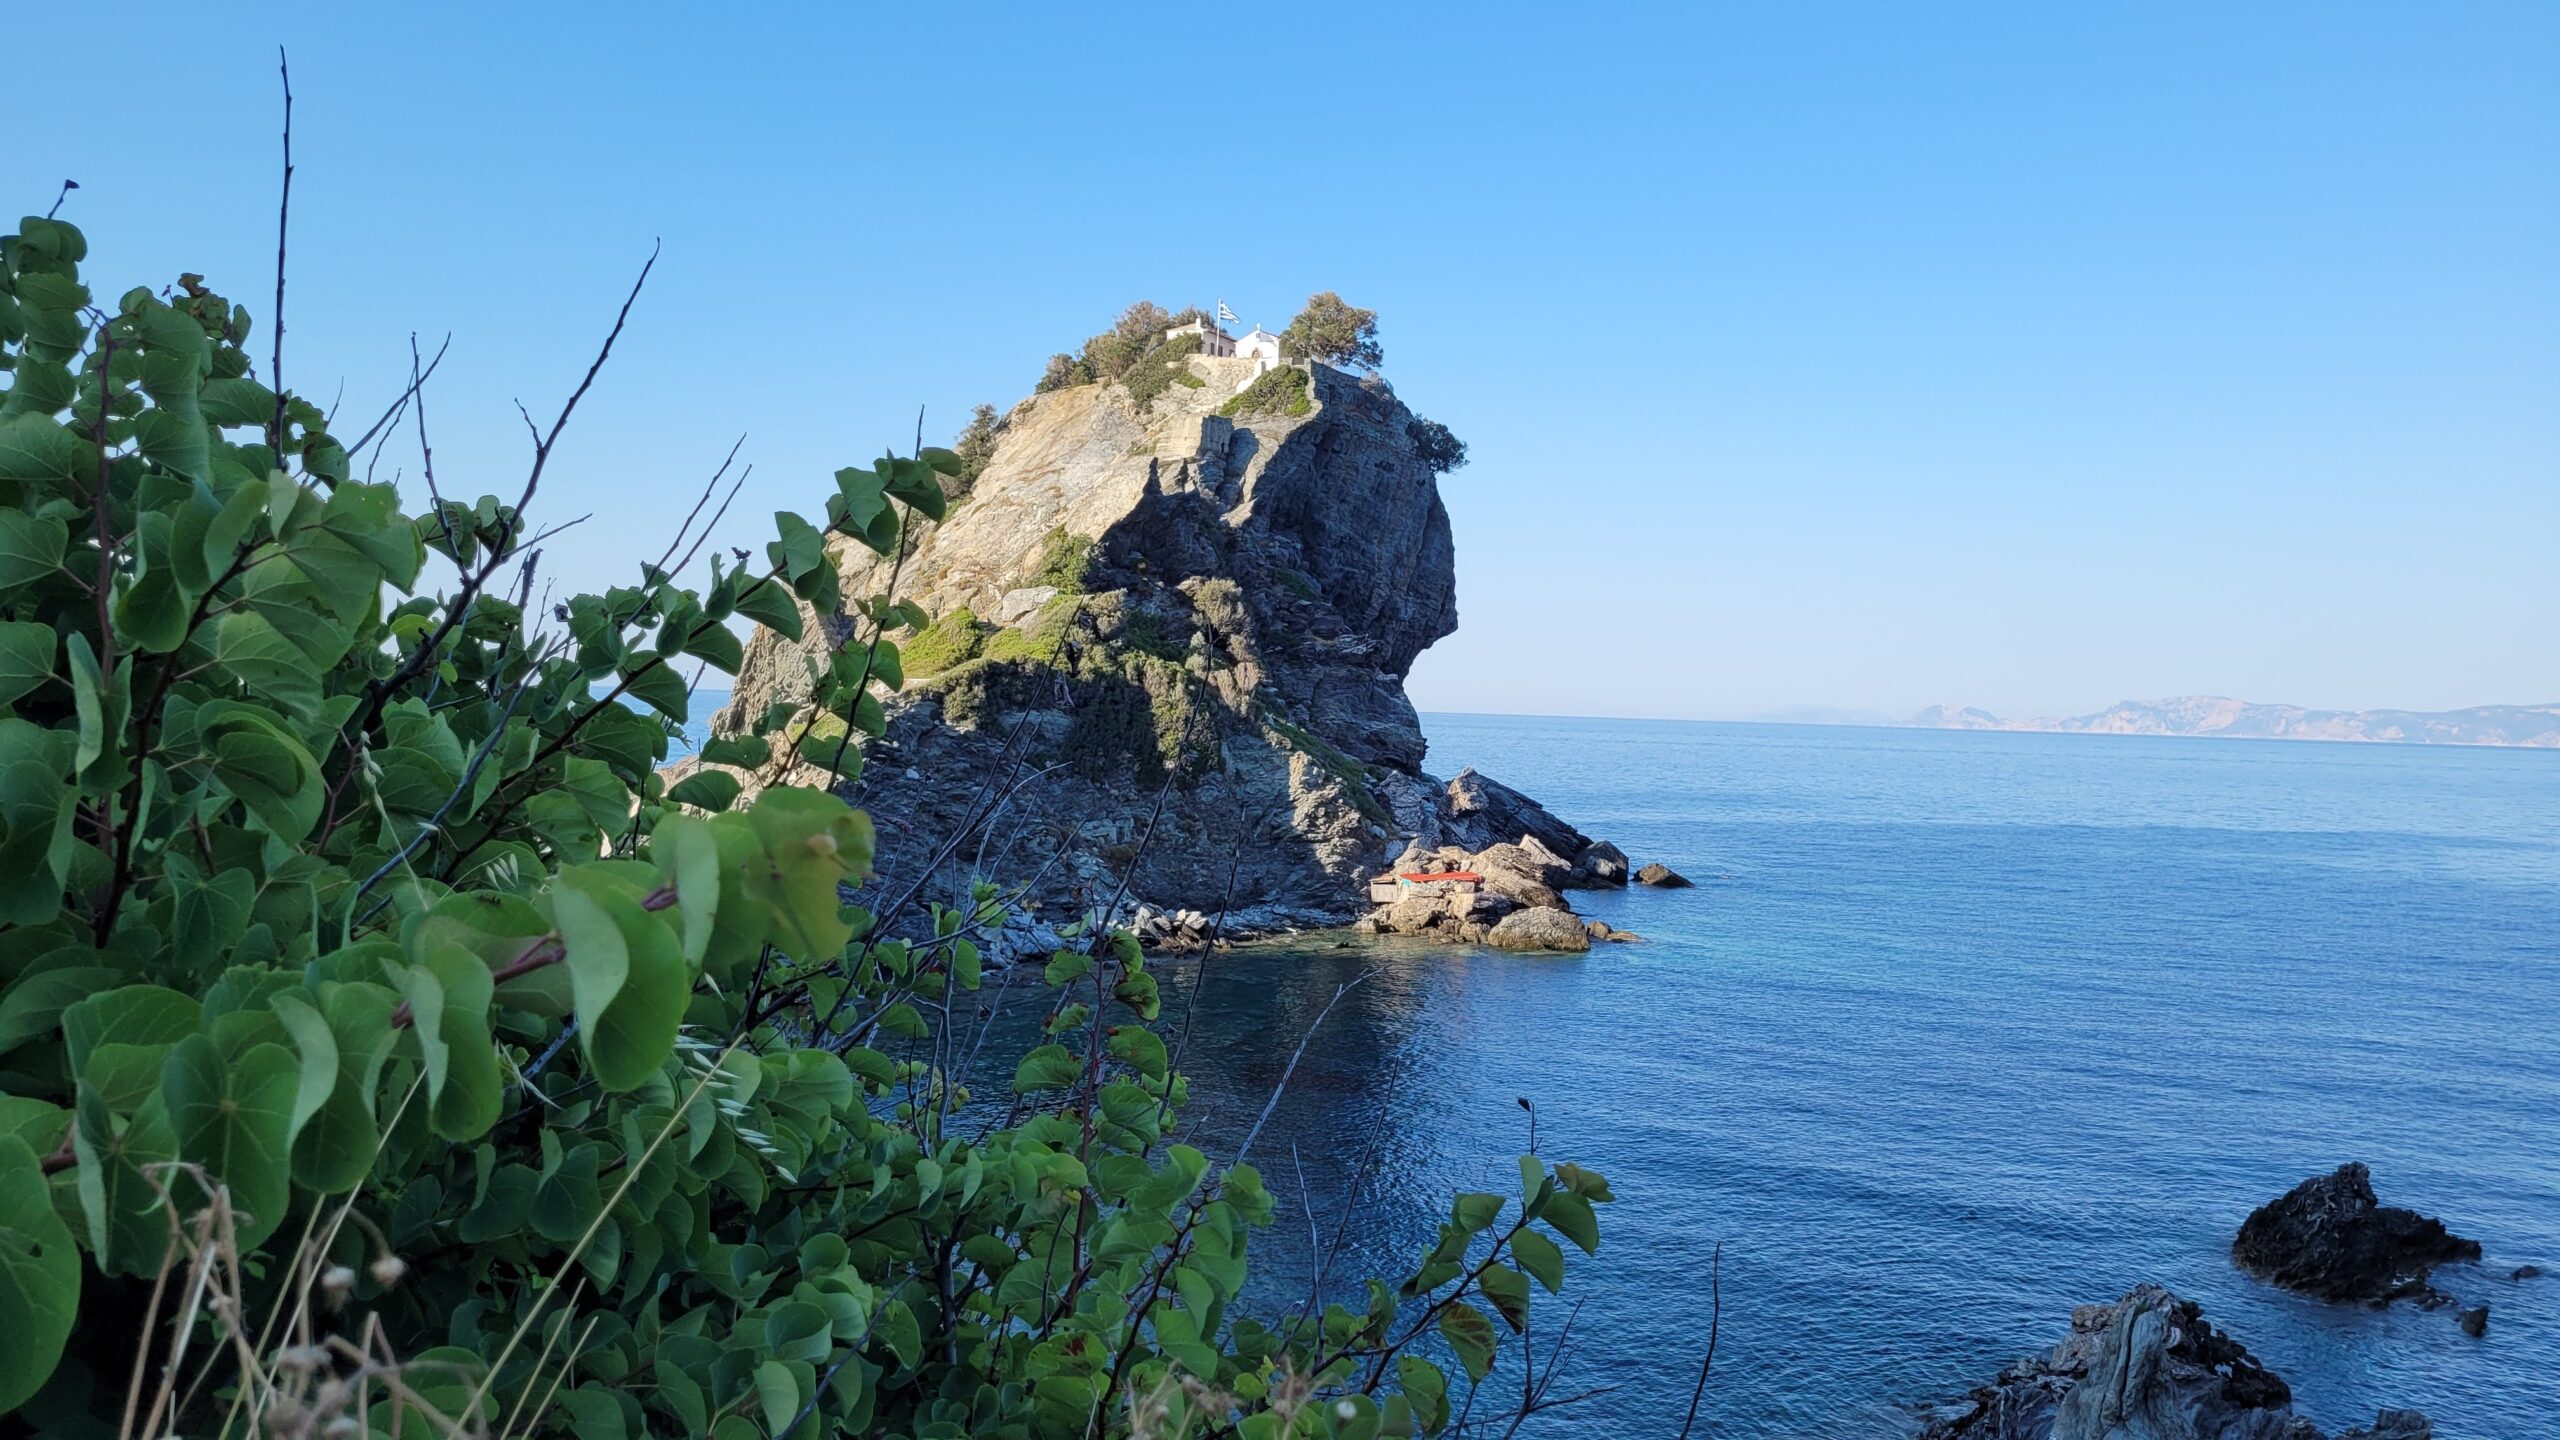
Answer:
[1216,302,1239,324]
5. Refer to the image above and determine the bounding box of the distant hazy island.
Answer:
[1899,696,2560,748]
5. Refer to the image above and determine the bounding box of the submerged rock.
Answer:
[1917,1284,2426,1440]
[2335,1414,2433,1440]
[2456,1304,2488,1338]
[2232,1164,2481,1305]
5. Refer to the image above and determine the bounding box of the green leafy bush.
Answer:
[1220,367,1313,420]
[900,606,987,675]
[1406,416,1468,474]
[0,211,1608,1438]
[1278,293,1382,372]
[1031,526,1099,594]
[1117,606,1192,663]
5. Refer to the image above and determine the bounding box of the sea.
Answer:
[685,701,2560,1436]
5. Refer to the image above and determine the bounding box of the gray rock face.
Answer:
[708,357,1526,937]
[1917,1285,2425,1440]
[1443,768,1591,858]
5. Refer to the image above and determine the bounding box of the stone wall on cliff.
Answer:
[706,354,1473,939]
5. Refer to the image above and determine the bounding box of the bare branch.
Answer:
[268,48,294,452]
[344,331,451,461]
[1675,1242,1722,1440]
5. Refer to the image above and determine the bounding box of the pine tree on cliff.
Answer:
[1280,291,1383,371]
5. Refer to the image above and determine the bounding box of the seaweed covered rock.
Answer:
[2233,1164,2481,1305]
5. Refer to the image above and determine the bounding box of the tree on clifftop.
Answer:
[1281,290,1383,371]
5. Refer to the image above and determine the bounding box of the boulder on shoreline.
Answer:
[1484,906,1591,953]
[1916,1284,2429,1440]
[1634,862,1693,887]
[2232,1164,2481,1306]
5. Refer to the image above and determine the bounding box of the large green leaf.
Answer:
[198,702,324,842]
[70,1085,177,1278]
[162,1033,298,1247]
[743,787,872,962]
[288,982,397,1193]
[1437,1302,1498,1382]
[0,418,91,494]
[205,610,323,715]
[62,984,201,1108]
[651,814,722,964]
[0,621,56,707]
[552,868,687,1092]
[0,1135,78,1412]
[731,577,804,642]
[667,768,740,813]
[422,944,501,1140]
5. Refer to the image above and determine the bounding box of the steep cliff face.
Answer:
[713,354,1476,936]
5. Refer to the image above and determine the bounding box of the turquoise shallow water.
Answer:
[1117,717,2559,1437]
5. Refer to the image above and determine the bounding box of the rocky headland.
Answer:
[695,339,1656,957]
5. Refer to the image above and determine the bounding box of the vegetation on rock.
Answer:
[946,403,1004,500]
[1030,526,1099,594]
[0,201,1609,1439]
[1219,366,1313,420]
[1405,416,1468,474]
[1279,292,1382,372]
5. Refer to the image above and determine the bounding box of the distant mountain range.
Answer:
[1900,696,2560,748]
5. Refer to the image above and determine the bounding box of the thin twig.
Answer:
[1674,1242,1722,1440]
[1233,969,1374,1165]
[268,48,293,452]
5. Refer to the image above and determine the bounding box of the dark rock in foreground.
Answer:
[1917,1284,2429,1440]
[2233,1164,2481,1306]
[2456,1304,2487,1337]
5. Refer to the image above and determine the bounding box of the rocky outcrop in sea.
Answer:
[701,350,1614,958]
[2232,1164,2482,1308]
[1916,1284,2431,1440]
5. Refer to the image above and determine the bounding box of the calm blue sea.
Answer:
[1139,718,2560,1437]
[687,694,2559,1434]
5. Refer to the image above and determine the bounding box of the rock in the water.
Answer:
[1919,1284,2415,1440]
[1582,919,1612,939]
[2512,1264,2543,1281]
[2336,1412,2433,1440]
[1577,838,1630,886]
[2456,1304,2487,1337]
[1484,907,1591,953]
[2233,1164,2481,1305]
[1634,862,1693,887]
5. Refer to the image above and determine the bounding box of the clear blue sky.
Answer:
[19,4,2555,719]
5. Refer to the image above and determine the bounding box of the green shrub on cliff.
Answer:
[1220,365,1313,419]
[1279,291,1383,372]
[0,207,1609,1438]
[900,605,988,674]
[1031,525,1099,593]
